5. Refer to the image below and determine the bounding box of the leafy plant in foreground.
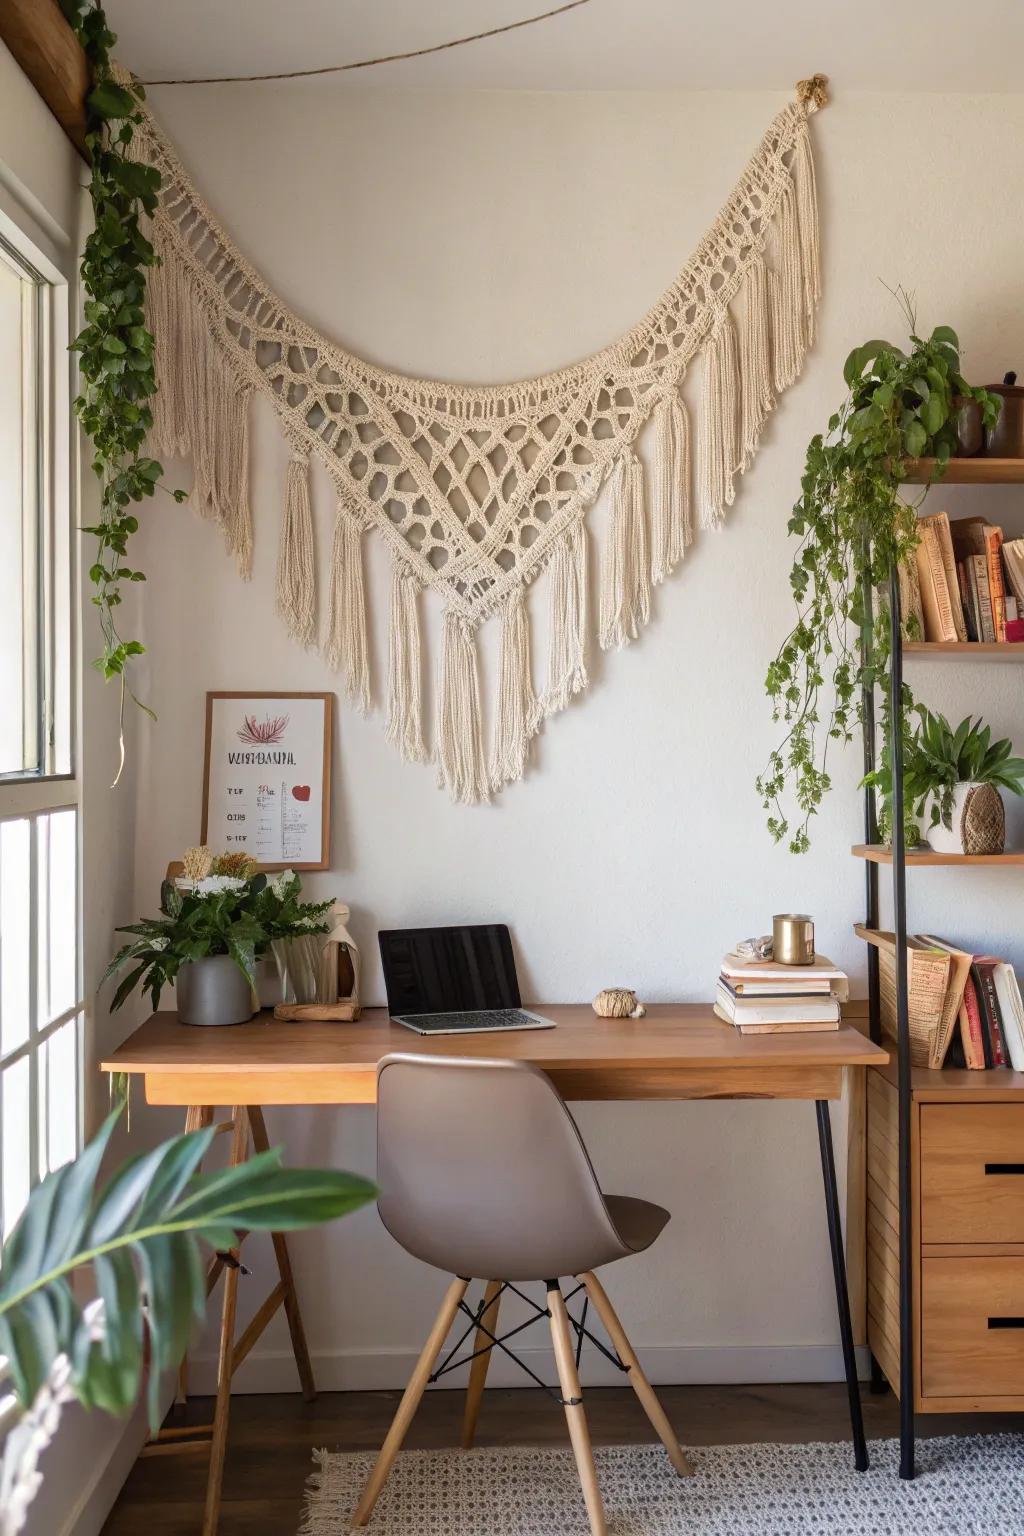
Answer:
[0,1107,375,1532]
[865,708,1024,834]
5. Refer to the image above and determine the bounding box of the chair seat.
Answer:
[603,1194,670,1256]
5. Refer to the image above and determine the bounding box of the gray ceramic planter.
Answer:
[176,955,255,1027]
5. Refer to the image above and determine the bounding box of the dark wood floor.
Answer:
[102,1383,1020,1535]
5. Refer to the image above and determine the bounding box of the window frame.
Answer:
[0,204,82,1239]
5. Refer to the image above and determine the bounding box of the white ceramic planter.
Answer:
[927,781,1006,855]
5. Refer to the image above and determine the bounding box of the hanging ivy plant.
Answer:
[59,1,186,771]
[757,293,1001,852]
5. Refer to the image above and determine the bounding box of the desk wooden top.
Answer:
[103,1002,887,1107]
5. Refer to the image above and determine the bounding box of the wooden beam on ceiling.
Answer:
[0,0,90,159]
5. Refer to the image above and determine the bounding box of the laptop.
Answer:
[378,924,555,1035]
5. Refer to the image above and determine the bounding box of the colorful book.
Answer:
[974,958,1008,1067]
[959,973,987,1069]
[950,517,1006,641]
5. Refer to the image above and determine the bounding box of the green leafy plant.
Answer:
[757,293,1001,851]
[865,707,1024,833]
[103,867,333,1012]
[0,1106,374,1529]
[59,1,186,772]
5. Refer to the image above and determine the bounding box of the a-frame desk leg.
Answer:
[145,1103,316,1536]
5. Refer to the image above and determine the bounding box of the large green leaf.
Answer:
[0,1107,375,1430]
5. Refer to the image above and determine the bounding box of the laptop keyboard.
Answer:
[395,1008,542,1032]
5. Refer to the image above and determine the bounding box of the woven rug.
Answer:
[300,1436,1024,1534]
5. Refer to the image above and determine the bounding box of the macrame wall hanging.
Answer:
[128,70,828,803]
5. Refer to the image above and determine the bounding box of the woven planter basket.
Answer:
[928,782,1005,855]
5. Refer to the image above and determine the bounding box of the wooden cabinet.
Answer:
[867,1064,1024,1414]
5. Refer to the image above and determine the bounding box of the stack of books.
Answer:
[867,928,1024,1070]
[715,953,850,1034]
[903,511,1024,643]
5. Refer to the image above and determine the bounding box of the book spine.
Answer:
[973,554,996,643]
[930,514,967,642]
[956,560,977,642]
[986,527,1007,642]
[978,964,1008,1067]
[924,525,958,641]
[961,977,986,1069]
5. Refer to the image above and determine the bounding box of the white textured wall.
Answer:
[119,84,1024,1390]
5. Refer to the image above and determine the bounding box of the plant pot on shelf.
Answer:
[176,955,256,1027]
[927,782,1006,855]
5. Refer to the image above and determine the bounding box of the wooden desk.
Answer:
[104,1003,887,1532]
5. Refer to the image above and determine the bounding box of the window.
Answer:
[0,222,79,1239]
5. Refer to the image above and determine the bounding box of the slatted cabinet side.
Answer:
[866,1071,903,1393]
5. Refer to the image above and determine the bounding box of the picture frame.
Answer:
[201,692,332,871]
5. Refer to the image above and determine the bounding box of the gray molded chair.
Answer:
[352,1054,692,1535]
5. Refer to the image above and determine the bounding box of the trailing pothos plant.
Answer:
[59,1,185,775]
[757,295,1001,852]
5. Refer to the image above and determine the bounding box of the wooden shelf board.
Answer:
[903,642,1024,660]
[851,844,1024,867]
[870,1056,1024,1101]
[902,457,1024,484]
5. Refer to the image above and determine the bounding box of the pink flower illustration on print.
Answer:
[237,713,290,745]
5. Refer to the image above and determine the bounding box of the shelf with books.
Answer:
[902,457,1024,484]
[903,641,1024,659]
[851,844,1024,866]
[870,1054,1024,1100]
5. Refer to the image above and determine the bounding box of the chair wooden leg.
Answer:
[548,1284,607,1536]
[580,1271,693,1477]
[462,1280,502,1449]
[201,1108,249,1536]
[247,1105,317,1400]
[352,1277,468,1527]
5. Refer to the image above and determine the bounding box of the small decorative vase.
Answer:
[927,782,1006,856]
[176,955,256,1027]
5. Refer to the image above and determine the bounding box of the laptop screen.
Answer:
[378,924,521,1015]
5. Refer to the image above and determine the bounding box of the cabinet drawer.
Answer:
[921,1104,1024,1243]
[922,1256,1024,1398]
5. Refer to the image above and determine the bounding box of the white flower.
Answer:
[269,869,297,899]
[193,875,248,896]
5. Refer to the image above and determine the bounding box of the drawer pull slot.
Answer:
[984,1162,1024,1176]
[988,1317,1024,1330]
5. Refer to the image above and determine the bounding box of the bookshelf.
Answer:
[855,457,1024,1479]
[904,641,1024,659]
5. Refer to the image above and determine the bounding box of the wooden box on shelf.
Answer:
[867,1059,1024,1414]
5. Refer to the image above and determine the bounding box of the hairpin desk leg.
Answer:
[816,1098,868,1472]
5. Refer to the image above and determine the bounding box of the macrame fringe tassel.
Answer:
[698,315,740,529]
[771,176,806,392]
[650,393,692,584]
[385,565,428,763]
[489,592,535,791]
[325,502,370,711]
[599,449,650,649]
[277,453,317,647]
[739,255,775,471]
[147,235,252,573]
[436,611,488,805]
[793,130,821,345]
[540,519,588,717]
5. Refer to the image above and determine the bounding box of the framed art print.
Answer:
[201,692,332,870]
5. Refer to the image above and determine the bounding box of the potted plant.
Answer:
[0,1103,374,1534]
[865,708,1024,855]
[757,293,1002,851]
[103,847,333,1026]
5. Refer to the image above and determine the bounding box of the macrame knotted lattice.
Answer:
[128,72,826,802]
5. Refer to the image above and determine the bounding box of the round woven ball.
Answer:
[960,784,1005,855]
[592,988,646,1019]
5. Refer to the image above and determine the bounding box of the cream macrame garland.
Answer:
[129,70,826,803]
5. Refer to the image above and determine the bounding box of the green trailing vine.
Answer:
[757,292,1001,852]
[60,1,186,775]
